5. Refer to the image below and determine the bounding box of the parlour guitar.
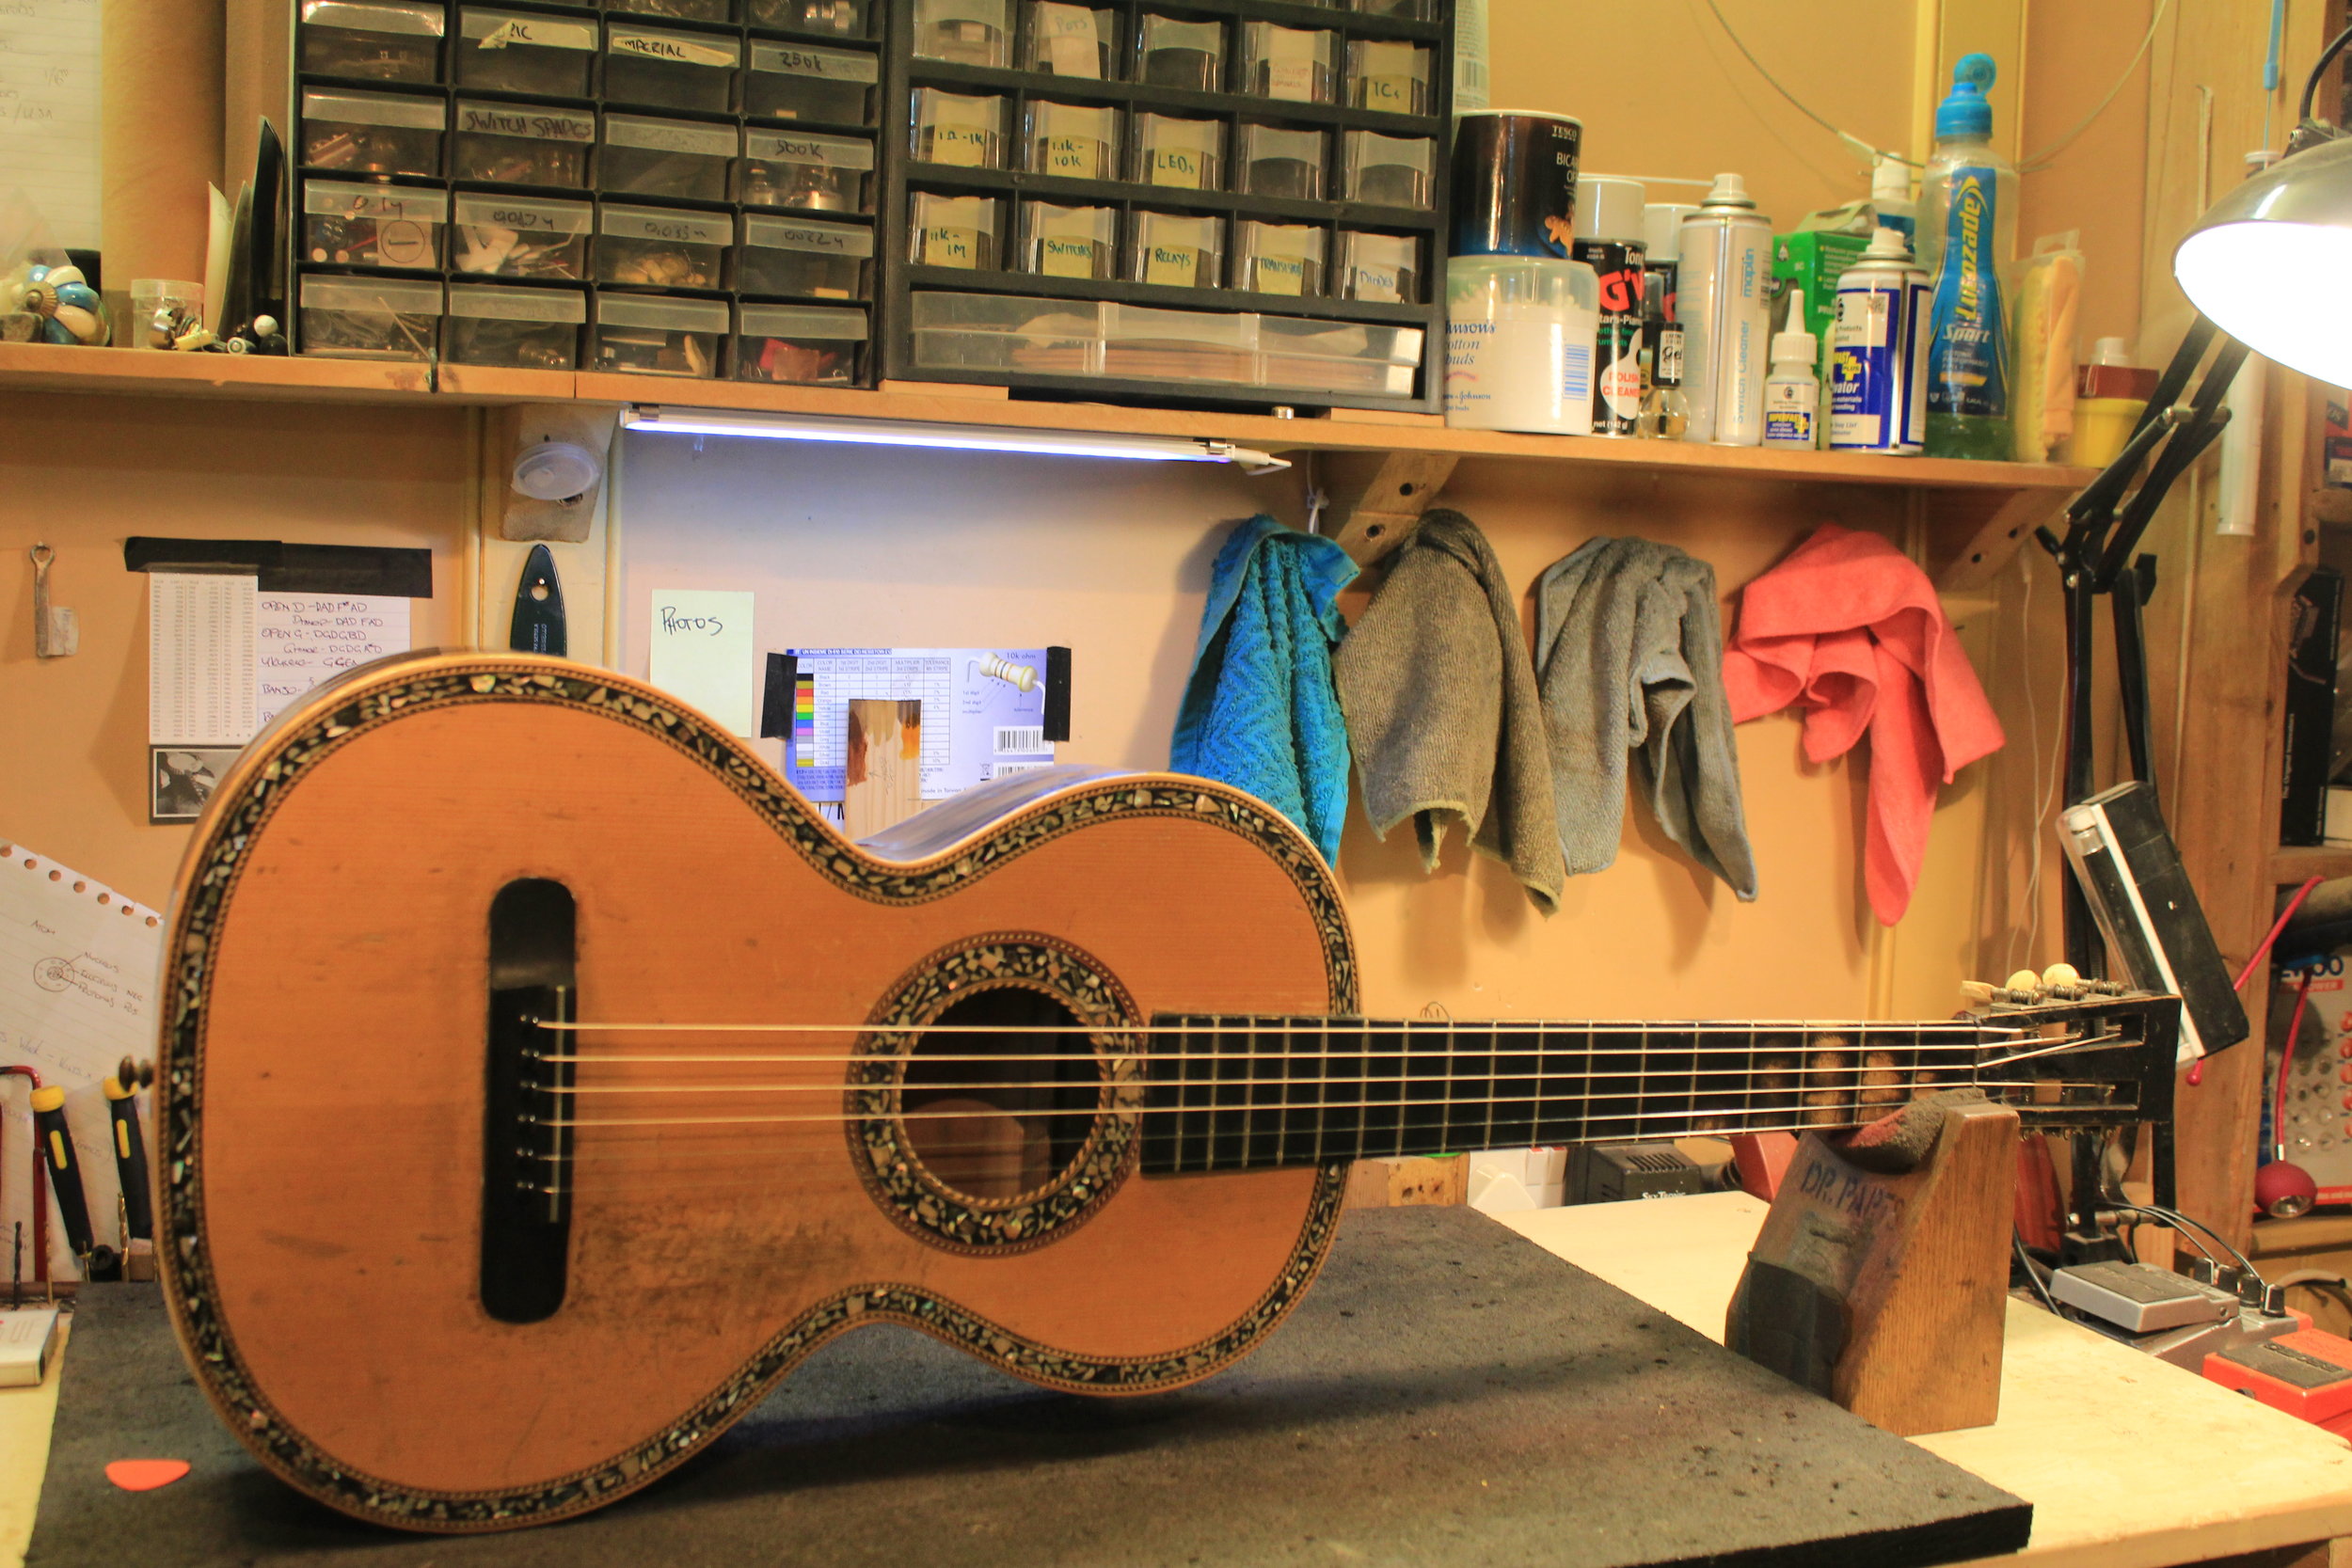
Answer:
[155,654,2180,1531]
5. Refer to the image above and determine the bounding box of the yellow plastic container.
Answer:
[2067,395,2146,467]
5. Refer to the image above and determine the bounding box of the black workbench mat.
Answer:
[28,1206,2028,1568]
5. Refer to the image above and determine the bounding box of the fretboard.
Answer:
[1136,1014,2010,1176]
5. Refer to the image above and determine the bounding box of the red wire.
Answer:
[2276,972,2318,1163]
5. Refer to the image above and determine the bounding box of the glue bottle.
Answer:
[1761,325,1820,450]
[1917,53,2018,460]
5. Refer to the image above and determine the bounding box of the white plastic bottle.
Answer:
[1761,327,1820,450]
[1443,253,1601,435]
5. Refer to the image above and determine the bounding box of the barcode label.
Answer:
[994,760,1052,775]
[993,726,1046,754]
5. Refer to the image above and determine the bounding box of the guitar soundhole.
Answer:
[902,988,1099,1203]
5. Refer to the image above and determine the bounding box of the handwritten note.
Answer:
[0,838,163,1277]
[648,588,755,736]
[256,593,412,729]
[0,0,102,250]
[149,574,257,748]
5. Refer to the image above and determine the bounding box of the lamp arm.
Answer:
[2095,336,2250,589]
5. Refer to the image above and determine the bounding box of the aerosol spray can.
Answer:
[1571,176,1647,436]
[1826,226,1930,454]
[1677,172,1772,446]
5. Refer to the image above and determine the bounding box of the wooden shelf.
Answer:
[2,341,2092,585]
[2270,846,2352,883]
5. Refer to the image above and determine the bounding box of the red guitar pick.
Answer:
[104,1460,189,1492]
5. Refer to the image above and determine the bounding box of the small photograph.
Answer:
[151,746,238,823]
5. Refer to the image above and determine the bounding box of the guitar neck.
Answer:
[1136,1014,2006,1176]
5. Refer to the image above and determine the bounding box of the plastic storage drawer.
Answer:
[739,128,873,212]
[592,292,728,376]
[601,113,736,202]
[1255,313,1422,395]
[736,302,867,383]
[299,274,442,358]
[299,89,444,178]
[298,2,445,85]
[739,213,872,297]
[596,203,732,288]
[453,191,592,279]
[445,282,586,368]
[454,8,596,97]
[907,292,1104,376]
[452,101,595,188]
[603,23,739,113]
[303,180,446,269]
[746,40,878,124]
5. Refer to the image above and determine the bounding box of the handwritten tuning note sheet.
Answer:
[648,588,756,736]
[0,839,163,1278]
[149,574,258,748]
[257,593,411,729]
[0,0,103,250]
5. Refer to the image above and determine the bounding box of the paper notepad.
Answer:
[648,589,756,736]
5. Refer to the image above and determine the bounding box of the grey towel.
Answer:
[1334,511,1564,912]
[1534,536,1757,898]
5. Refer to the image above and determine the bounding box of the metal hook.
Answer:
[30,545,77,659]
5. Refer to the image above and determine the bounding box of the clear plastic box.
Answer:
[1343,130,1433,207]
[1346,39,1431,115]
[453,101,595,188]
[1026,2,1113,77]
[454,8,596,98]
[1136,13,1221,90]
[1019,201,1115,278]
[1026,101,1120,181]
[592,292,727,376]
[1128,211,1222,290]
[914,0,1009,67]
[453,191,592,278]
[1234,221,1324,297]
[1351,0,1435,14]
[746,40,878,123]
[601,112,737,202]
[445,282,586,368]
[299,274,441,359]
[912,88,1006,167]
[748,0,867,32]
[1336,229,1420,302]
[739,212,872,296]
[1256,313,1422,395]
[736,302,866,384]
[1133,112,1220,189]
[595,202,732,288]
[739,127,874,211]
[299,89,444,178]
[1236,122,1325,199]
[1100,301,1255,383]
[603,22,739,113]
[610,0,733,21]
[298,2,444,85]
[908,291,1107,376]
[1240,23,1336,103]
[302,180,447,269]
[909,192,999,269]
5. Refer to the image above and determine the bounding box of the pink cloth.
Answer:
[1722,524,2004,925]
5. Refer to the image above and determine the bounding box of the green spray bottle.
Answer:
[1918,54,2018,460]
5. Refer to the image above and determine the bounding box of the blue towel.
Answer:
[1170,515,1359,863]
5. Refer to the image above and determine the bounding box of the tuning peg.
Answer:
[2005,969,2045,999]
[2041,962,2080,990]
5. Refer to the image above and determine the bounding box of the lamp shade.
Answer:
[2175,134,2352,388]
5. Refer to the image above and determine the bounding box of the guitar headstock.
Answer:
[1960,962,2145,1016]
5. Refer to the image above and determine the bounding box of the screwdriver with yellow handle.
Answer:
[103,1061,153,1243]
[27,1085,94,1263]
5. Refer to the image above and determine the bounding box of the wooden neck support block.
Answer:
[1726,1101,2019,1437]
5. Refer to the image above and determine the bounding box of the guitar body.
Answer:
[158,653,1354,1531]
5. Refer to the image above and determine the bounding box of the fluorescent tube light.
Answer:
[621,405,1291,473]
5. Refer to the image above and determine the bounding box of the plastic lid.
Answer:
[1348,130,1431,170]
[603,112,735,156]
[305,180,449,219]
[1871,154,1912,204]
[1771,328,1816,363]
[303,2,445,37]
[1861,224,1915,261]
[741,212,875,255]
[449,282,587,322]
[301,275,442,310]
[2093,335,2132,365]
[1642,203,1696,260]
[739,302,869,339]
[750,40,879,80]
[303,89,446,130]
[453,190,592,232]
[457,102,595,142]
[1697,171,1756,211]
[744,127,875,167]
[598,203,730,245]
[596,292,728,331]
[1935,53,1995,138]
[1572,175,1645,244]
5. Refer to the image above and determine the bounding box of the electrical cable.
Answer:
[2296,22,2352,125]
[2109,1201,2262,1284]
[2013,1230,2065,1317]
[2273,969,2318,1161]
[2235,876,2326,990]
[1697,0,2172,174]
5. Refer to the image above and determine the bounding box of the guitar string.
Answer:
[533,1018,2060,1037]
